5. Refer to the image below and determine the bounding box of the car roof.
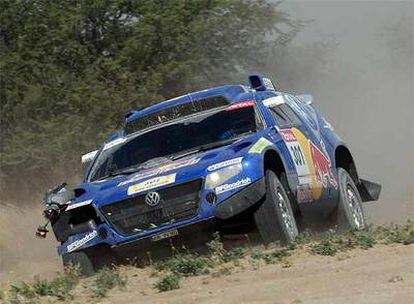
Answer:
[125,85,253,123]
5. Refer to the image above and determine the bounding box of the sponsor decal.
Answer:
[225,100,255,111]
[103,137,126,151]
[248,137,273,154]
[67,230,98,253]
[215,177,251,194]
[127,173,176,195]
[279,129,296,142]
[119,157,199,186]
[279,129,311,185]
[263,96,285,108]
[207,157,243,172]
[309,141,338,189]
[66,199,92,211]
[280,127,338,200]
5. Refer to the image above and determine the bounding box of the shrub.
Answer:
[91,268,127,298]
[348,229,376,249]
[374,221,414,245]
[207,233,245,263]
[311,238,339,256]
[154,274,180,292]
[155,254,209,276]
[251,247,292,264]
[9,267,79,302]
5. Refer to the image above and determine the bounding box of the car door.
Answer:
[283,94,338,203]
[263,94,337,204]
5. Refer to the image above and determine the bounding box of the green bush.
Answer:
[207,233,245,263]
[154,273,180,292]
[251,247,292,264]
[91,268,127,298]
[155,254,209,276]
[311,237,339,256]
[348,229,376,249]
[373,221,414,245]
[9,267,79,303]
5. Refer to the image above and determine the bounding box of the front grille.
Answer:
[101,179,202,235]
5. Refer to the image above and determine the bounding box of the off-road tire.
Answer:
[62,251,95,277]
[254,170,299,244]
[336,168,366,230]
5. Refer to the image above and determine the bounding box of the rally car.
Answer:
[38,75,381,275]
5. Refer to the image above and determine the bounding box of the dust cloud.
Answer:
[265,0,413,223]
[0,203,60,288]
[0,0,413,286]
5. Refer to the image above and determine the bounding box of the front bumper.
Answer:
[58,215,213,255]
[58,176,265,256]
[214,177,266,219]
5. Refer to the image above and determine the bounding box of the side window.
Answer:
[269,104,302,128]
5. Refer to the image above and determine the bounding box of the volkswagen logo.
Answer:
[145,191,160,207]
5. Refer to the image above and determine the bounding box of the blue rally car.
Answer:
[39,75,381,275]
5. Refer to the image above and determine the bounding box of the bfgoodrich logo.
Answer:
[67,230,98,253]
[215,177,251,194]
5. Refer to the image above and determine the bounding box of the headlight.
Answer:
[205,164,243,189]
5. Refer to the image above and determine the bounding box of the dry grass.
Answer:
[2,221,413,302]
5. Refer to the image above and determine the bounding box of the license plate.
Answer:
[151,229,179,242]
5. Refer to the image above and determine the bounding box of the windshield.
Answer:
[88,105,260,182]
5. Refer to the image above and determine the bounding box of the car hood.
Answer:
[72,134,260,208]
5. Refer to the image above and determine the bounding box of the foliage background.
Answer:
[0,0,300,199]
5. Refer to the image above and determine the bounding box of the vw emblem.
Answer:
[145,191,160,207]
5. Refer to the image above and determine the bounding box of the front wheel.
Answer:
[335,168,366,230]
[254,170,299,244]
[62,251,95,276]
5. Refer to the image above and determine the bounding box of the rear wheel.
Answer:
[254,170,298,244]
[62,251,95,277]
[335,168,366,230]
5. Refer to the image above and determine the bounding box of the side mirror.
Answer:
[81,150,98,163]
[296,94,314,105]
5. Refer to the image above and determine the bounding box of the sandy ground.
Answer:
[0,204,60,288]
[1,204,413,303]
[68,243,414,304]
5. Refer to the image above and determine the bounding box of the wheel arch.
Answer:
[334,145,359,184]
[263,148,286,179]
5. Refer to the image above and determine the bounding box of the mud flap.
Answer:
[357,179,381,202]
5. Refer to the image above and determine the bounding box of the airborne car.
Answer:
[39,75,381,275]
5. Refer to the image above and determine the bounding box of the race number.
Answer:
[279,129,311,185]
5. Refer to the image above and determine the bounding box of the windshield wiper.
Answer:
[171,131,255,161]
[170,138,237,161]
[96,157,171,181]
[97,165,144,181]
[96,169,135,181]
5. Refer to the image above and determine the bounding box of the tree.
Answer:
[0,0,300,198]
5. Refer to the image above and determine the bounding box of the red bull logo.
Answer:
[309,142,338,189]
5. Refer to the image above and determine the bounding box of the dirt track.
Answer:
[1,204,414,303]
[70,243,413,304]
